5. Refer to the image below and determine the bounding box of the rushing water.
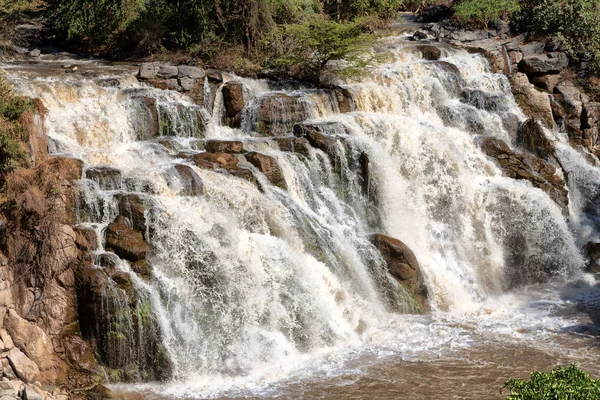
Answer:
[2,36,600,399]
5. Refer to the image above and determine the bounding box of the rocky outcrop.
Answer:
[516,119,555,160]
[174,164,204,196]
[246,152,287,189]
[105,216,150,262]
[274,137,311,158]
[114,193,147,238]
[205,140,244,154]
[222,81,245,127]
[519,52,569,75]
[479,136,569,214]
[192,152,257,186]
[85,166,122,190]
[510,73,555,129]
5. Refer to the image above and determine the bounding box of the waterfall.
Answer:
[1,38,595,397]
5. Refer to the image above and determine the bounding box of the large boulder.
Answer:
[6,348,39,383]
[114,193,147,236]
[479,137,569,214]
[85,166,122,190]
[516,119,555,160]
[370,234,423,297]
[192,152,239,170]
[274,137,311,158]
[177,65,205,80]
[246,152,287,189]
[510,72,555,129]
[416,45,441,61]
[105,216,150,262]
[519,52,569,75]
[222,81,245,127]
[256,94,310,136]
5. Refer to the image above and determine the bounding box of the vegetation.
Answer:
[0,75,31,174]
[454,0,520,28]
[503,364,600,400]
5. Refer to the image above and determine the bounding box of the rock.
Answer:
[531,74,563,92]
[85,166,122,190]
[370,234,421,295]
[516,119,555,160]
[192,152,239,170]
[105,216,150,262]
[73,226,97,251]
[225,168,256,185]
[0,380,23,398]
[332,87,355,113]
[43,157,83,182]
[416,45,441,61]
[411,31,430,41]
[205,140,244,154]
[206,70,223,83]
[178,77,196,92]
[131,260,152,279]
[519,52,569,75]
[222,82,245,127]
[246,152,287,189]
[583,242,600,273]
[114,194,147,236]
[28,49,41,57]
[479,137,569,214]
[111,271,132,288]
[6,348,39,383]
[293,122,348,161]
[174,164,204,196]
[519,42,545,57]
[274,137,311,158]
[0,331,12,352]
[257,94,310,136]
[164,79,182,91]
[138,63,160,80]
[23,385,43,400]
[510,73,555,129]
[157,65,178,79]
[1,359,16,380]
[177,65,205,80]
[60,332,97,374]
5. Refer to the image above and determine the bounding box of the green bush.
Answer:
[268,17,374,81]
[0,76,31,173]
[504,364,600,400]
[518,0,600,73]
[454,0,520,27]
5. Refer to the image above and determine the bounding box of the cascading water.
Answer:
[2,37,599,398]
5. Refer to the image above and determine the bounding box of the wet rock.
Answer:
[226,168,257,185]
[111,271,132,288]
[174,164,204,196]
[332,87,355,113]
[156,136,182,154]
[114,193,147,236]
[206,70,223,83]
[0,380,23,398]
[519,52,569,75]
[6,348,39,383]
[370,234,422,296]
[516,119,555,160]
[583,242,600,273]
[105,216,150,262]
[205,140,244,154]
[24,384,43,400]
[192,152,239,170]
[411,31,430,41]
[246,152,287,189]
[28,49,41,57]
[178,77,196,92]
[293,122,347,161]
[461,89,507,112]
[274,137,311,158]
[73,226,98,251]
[510,72,554,129]
[85,166,122,190]
[164,79,181,91]
[257,94,310,136]
[531,74,562,92]
[479,137,569,214]
[60,333,97,373]
[131,260,152,280]
[416,45,441,61]
[177,65,205,80]
[222,81,245,121]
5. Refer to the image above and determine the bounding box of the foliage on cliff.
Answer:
[503,364,600,399]
[0,75,31,175]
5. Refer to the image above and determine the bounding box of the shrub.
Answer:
[454,0,520,27]
[503,364,600,400]
[0,75,31,174]
[518,0,600,73]
[267,17,374,81]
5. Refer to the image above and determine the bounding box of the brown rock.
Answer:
[274,137,311,157]
[205,140,244,154]
[416,45,441,61]
[510,73,555,129]
[370,234,421,296]
[73,226,98,251]
[516,119,555,160]
[479,137,568,214]
[257,94,310,136]
[174,164,204,196]
[131,259,152,280]
[114,193,146,236]
[6,348,39,383]
[85,166,122,190]
[105,216,150,262]
[61,334,97,373]
[246,152,287,189]
[192,152,239,170]
[222,81,245,118]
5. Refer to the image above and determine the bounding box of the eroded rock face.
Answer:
[114,193,147,237]
[246,152,286,189]
[222,81,245,127]
[174,164,204,196]
[416,45,441,61]
[256,94,310,136]
[205,140,244,154]
[510,73,555,129]
[479,137,569,214]
[105,216,150,262]
[85,167,122,191]
[516,119,555,160]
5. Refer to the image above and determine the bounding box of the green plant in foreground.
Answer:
[504,364,600,400]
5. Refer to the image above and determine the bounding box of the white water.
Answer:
[2,37,599,398]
